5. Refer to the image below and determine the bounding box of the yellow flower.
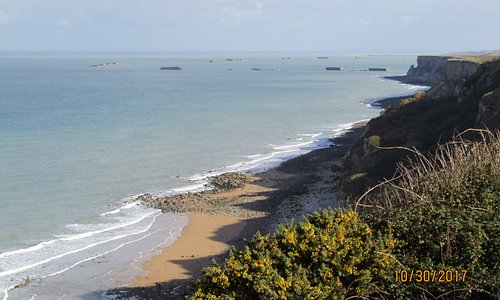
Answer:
[386,239,397,248]
[276,277,292,290]
[284,232,297,244]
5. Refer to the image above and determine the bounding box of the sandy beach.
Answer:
[107,123,366,299]
[133,213,246,286]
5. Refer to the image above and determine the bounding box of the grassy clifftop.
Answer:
[448,54,500,64]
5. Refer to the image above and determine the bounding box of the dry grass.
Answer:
[449,54,500,64]
[355,128,500,210]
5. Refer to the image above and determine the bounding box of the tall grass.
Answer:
[354,129,500,299]
[355,129,500,209]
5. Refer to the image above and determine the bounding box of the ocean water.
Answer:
[0,52,422,299]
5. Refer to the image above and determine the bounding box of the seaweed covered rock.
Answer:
[208,173,251,192]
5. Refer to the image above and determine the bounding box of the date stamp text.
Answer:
[395,269,468,283]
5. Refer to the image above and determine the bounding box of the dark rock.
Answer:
[207,173,250,192]
[476,88,500,128]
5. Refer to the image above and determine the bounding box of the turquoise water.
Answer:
[0,52,420,298]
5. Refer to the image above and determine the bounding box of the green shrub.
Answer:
[357,129,500,299]
[364,135,381,155]
[400,92,426,106]
[190,209,397,299]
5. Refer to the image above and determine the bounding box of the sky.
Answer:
[0,0,499,52]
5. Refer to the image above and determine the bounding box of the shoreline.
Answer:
[106,121,368,299]
[132,213,246,287]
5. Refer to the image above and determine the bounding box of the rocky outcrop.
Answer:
[425,58,479,98]
[208,172,251,192]
[457,59,500,128]
[137,173,258,215]
[476,88,500,128]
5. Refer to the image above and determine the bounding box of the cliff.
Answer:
[339,57,500,196]
[387,55,486,84]
[408,56,478,83]
[385,55,499,98]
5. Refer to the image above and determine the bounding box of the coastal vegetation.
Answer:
[190,209,397,299]
[449,54,500,64]
[357,130,500,299]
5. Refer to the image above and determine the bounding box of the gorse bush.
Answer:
[357,129,500,299]
[190,209,397,299]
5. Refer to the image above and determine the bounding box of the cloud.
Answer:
[399,15,420,24]
[0,9,9,24]
[221,0,264,23]
[344,18,372,27]
[56,18,71,27]
[255,0,263,11]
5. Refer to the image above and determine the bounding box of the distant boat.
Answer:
[251,68,262,71]
[317,57,329,59]
[161,66,182,70]
[368,67,388,71]
[326,67,343,71]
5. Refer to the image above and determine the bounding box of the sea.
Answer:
[0,52,424,299]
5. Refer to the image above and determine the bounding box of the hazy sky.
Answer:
[0,0,499,52]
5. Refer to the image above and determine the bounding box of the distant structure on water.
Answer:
[317,57,329,59]
[368,67,388,71]
[251,68,278,71]
[161,66,182,70]
[91,62,118,67]
[326,67,343,71]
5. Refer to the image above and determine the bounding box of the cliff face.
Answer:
[339,58,500,196]
[477,88,500,128]
[406,56,479,83]
[387,55,480,98]
[459,59,500,128]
